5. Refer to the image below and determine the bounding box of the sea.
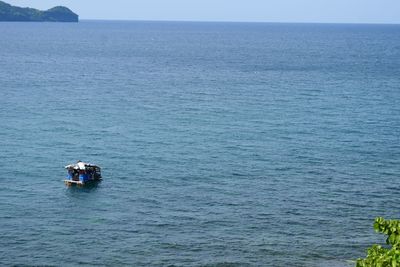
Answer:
[0,21,399,267]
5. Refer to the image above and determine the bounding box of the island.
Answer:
[0,1,78,22]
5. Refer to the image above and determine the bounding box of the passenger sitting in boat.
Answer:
[77,160,85,170]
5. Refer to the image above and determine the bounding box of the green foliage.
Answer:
[0,1,78,22]
[356,217,400,267]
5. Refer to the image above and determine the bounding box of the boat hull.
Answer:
[64,178,101,186]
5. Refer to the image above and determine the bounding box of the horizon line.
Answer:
[78,19,400,26]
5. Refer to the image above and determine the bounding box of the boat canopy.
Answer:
[65,161,100,170]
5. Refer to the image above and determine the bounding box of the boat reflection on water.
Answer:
[66,180,101,194]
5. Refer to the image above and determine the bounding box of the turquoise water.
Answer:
[0,21,400,266]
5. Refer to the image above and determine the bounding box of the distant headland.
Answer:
[0,1,78,22]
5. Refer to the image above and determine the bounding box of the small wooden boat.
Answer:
[64,161,102,186]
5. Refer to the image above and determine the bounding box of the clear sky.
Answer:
[5,0,400,24]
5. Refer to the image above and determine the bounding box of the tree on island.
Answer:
[357,217,400,267]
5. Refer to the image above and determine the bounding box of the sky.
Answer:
[5,0,400,24]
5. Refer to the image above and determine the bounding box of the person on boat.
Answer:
[77,160,85,170]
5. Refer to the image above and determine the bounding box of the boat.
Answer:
[64,161,102,186]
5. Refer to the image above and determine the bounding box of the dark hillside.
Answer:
[0,1,78,22]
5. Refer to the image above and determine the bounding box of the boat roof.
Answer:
[65,162,100,170]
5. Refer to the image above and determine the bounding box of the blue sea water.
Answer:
[0,21,400,266]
